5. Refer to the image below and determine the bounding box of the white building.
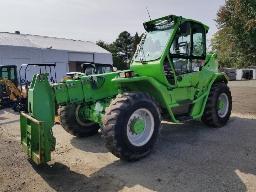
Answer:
[0,32,112,81]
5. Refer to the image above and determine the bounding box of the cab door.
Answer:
[169,21,206,117]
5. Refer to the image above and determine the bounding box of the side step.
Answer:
[20,112,56,165]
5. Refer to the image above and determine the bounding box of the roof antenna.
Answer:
[146,7,152,21]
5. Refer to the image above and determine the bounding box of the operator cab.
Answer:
[132,15,208,87]
[81,63,114,75]
[19,63,57,85]
[168,20,208,118]
[66,63,114,79]
[0,65,18,86]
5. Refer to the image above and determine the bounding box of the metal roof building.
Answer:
[0,32,112,81]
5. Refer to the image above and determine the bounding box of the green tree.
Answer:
[96,40,110,51]
[97,40,127,70]
[114,31,134,68]
[97,31,142,70]
[212,0,256,68]
[132,32,142,54]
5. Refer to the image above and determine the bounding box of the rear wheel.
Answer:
[59,104,100,137]
[102,92,161,161]
[12,98,27,112]
[202,82,232,127]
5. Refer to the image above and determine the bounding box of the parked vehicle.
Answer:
[20,15,232,165]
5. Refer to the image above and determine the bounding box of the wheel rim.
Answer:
[217,93,229,118]
[127,108,154,147]
[75,105,94,126]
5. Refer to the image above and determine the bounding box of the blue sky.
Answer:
[0,0,225,43]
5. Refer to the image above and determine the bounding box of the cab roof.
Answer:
[143,15,209,33]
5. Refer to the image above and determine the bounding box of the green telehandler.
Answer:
[20,15,232,165]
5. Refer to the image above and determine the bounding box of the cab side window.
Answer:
[193,32,204,57]
[192,23,205,57]
[191,23,206,72]
[170,22,191,57]
[170,22,192,75]
[1,67,9,79]
[10,68,16,81]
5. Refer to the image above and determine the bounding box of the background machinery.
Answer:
[0,63,57,111]
[0,65,23,109]
[20,15,232,165]
[65,62,114,78]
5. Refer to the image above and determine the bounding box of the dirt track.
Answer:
[0,81,256,192]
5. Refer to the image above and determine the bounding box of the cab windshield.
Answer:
[134,28,173,62]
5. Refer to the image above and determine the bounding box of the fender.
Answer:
[189,53,228,119]
[191,72,229,120]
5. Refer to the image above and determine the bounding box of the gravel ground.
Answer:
[0,81,256,192]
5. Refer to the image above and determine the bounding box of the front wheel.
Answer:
[202,82,232,127]
[102,92,161,161]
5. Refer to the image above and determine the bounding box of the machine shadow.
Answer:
[0,108,19,124]
[36,116,256,192]
[0,116,8,121]
[0,108,9,119]
[0,109,5,116]
[0,119,19,125]
[70,132,108,153]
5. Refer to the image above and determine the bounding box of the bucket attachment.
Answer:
[20,112,56,165]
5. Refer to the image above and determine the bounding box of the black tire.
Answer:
[59,104,100,137]
[202,82,232,127]
[102,92,161,161]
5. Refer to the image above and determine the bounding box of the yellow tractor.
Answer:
[0,65,25,111]
[0,64,57,111]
